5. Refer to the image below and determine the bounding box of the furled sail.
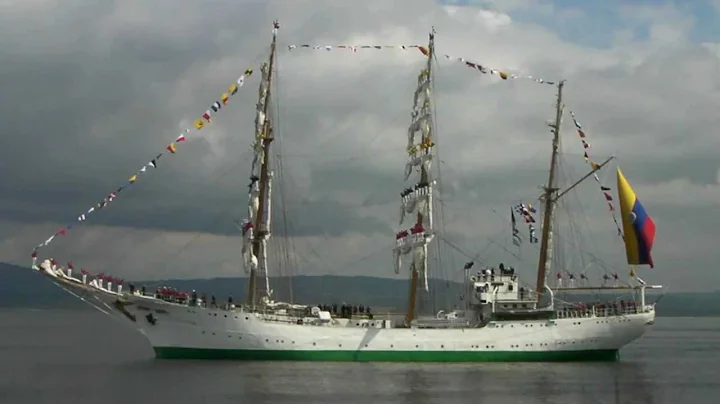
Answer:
[242,61,272,274]
[241,60,275,304]
[243,21,280,305]
[393,32,436,292]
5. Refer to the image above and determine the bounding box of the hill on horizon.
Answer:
[2,262,720,316]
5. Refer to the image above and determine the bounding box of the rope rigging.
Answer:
[28,22,655,314]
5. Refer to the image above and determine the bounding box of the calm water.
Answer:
[0,309,717,404]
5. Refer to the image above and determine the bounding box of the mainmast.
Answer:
[244,20,280,308]
[534,80,565,301]
[394,29,436,325]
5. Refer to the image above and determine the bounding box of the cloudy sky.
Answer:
[0,0,718,293]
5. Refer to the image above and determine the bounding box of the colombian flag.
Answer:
[617,168,656,268]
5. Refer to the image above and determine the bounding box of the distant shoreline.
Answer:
[3,262,719,317]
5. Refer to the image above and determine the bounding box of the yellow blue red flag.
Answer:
[617,168,656,268]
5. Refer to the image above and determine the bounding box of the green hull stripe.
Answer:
[154,347,620,362]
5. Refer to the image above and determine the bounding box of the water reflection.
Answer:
[6,311,718,404]
[401,367,431,404]
[364,361,655,404]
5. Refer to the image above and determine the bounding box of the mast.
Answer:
[394,28,436,325]
[245,20,279,308]
[534,80,565,301]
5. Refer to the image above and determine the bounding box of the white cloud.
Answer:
[637,169,720,206]
[442,6,512,32]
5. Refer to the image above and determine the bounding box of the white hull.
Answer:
[76,284,654,362]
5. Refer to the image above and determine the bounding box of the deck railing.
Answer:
[555,304,650,319]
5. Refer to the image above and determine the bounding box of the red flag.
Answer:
[31,251,38,258]
[67,262,74,269]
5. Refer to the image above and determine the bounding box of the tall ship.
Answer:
[28,22,660,362]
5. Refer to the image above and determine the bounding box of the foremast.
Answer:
[243,20,280,308]
[534,80,565,302]
[394,29,436,325]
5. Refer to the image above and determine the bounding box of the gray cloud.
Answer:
[0,0,718,292]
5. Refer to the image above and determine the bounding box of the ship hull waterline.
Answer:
[153,346,620,362]
[66,282,654,363]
